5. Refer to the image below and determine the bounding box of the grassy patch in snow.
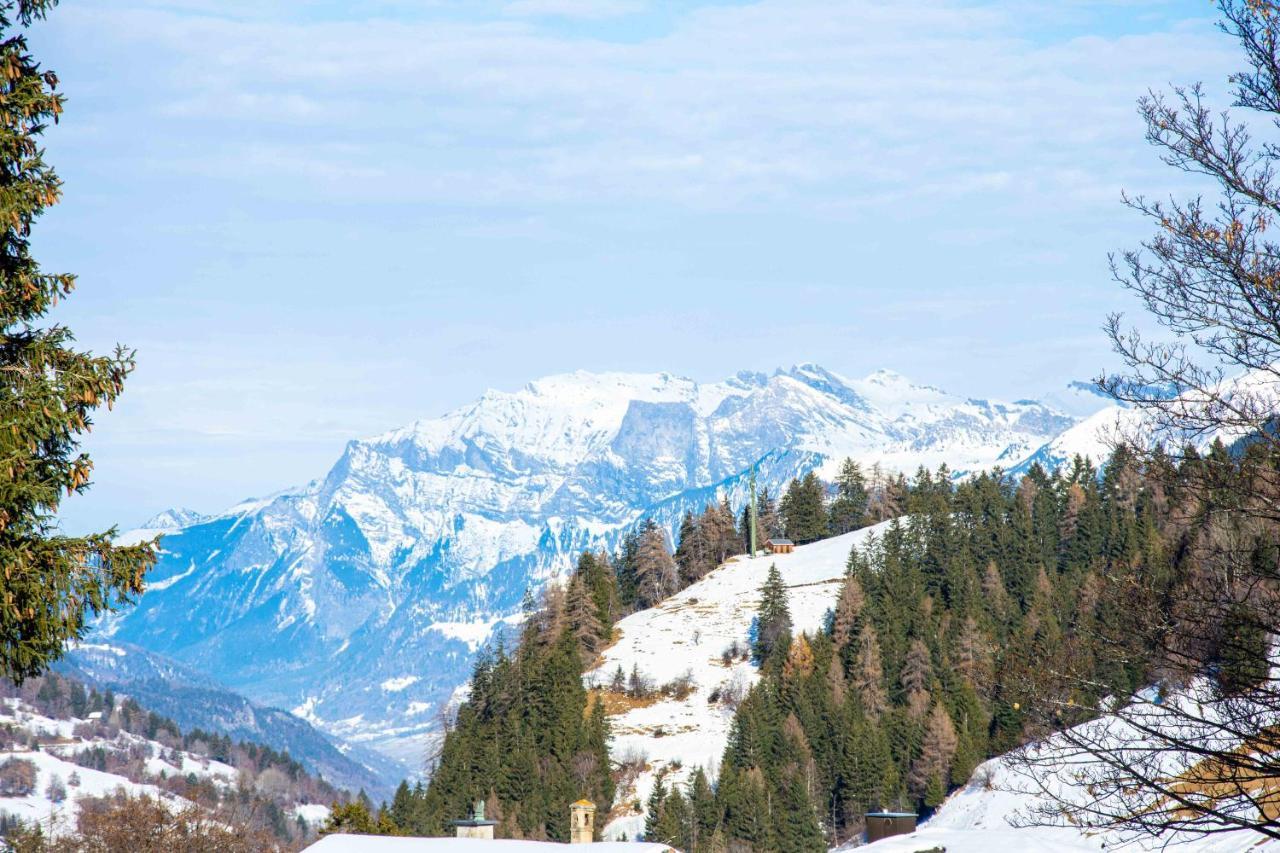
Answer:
[588,688,663,717]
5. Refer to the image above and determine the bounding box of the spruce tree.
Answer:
[687,767,718,850]
[614,529,642,611]
[416,570,614,840]
[775,771,825,853]
[781,472,828,543]
[753,564,792,663]
[828,458,869,534]
[644,777,668,842]
[0,0,157,682]
[674,510,706,586]
[757,487,782,541]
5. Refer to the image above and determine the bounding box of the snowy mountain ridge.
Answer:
[102,364,1097,767]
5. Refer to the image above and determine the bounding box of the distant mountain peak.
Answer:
[140,508,206,530]
[108,363,1083,765]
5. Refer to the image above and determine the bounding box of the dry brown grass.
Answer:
[588,688,663,717]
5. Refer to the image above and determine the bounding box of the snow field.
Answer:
[0,697,240,836]
[586,524,890,841]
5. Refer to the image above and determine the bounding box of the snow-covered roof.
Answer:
[304,836,674,852]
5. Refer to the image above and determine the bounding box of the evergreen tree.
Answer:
[675,510,708,587]
[323,800,387,836]
[781,472,828,543]
[408,569,614,841]
[0,0,157,682]
[389,781,414,830]
[775,771,825,853]
[828,458,869,534]
[578,550,617,635]
[687,767,718,851]
[614,528,642,612]
[753,564,792,663]
[757,487,782,541]
[644,777,669,842]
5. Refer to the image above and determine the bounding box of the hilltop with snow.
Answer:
[101,365,1102,765]
[587,523,890,841]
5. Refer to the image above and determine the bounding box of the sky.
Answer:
[36,0,1240,533]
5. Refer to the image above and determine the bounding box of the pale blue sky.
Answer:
[41,0,1235,532]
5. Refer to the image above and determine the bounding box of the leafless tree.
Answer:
[1013,1,1280,843]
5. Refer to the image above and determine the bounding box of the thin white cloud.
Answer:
[503,0,645,19]
[49,0,1230,214]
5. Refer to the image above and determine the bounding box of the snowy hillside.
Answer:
[586,524,890,841]
[0,686,340,845]
[103,365,1088,764]
[0,695,327,838]
[858,733,1280,853]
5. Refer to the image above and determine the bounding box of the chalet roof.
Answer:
[768,537,794,545]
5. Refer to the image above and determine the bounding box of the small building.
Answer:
[767,537,795,554]
[569,799,596,844]
[864,811,917,843]
[451,800,497,840]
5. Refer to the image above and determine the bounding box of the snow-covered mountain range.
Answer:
[102,365,1105,769]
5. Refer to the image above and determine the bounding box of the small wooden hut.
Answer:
[766,537,795,554]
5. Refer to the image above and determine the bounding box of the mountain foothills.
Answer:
[102,365,1097,763]
[388,441,1275,850]
[53,643,401,799]
[0,668,351,850]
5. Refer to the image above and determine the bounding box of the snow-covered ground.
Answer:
[306,836,675,851]
[586,524,889,841]
[0,697,242,836]
[0,747,175,836]
[859,693,1280,853]
[857,752,1280,853]
[292,801,333,826]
